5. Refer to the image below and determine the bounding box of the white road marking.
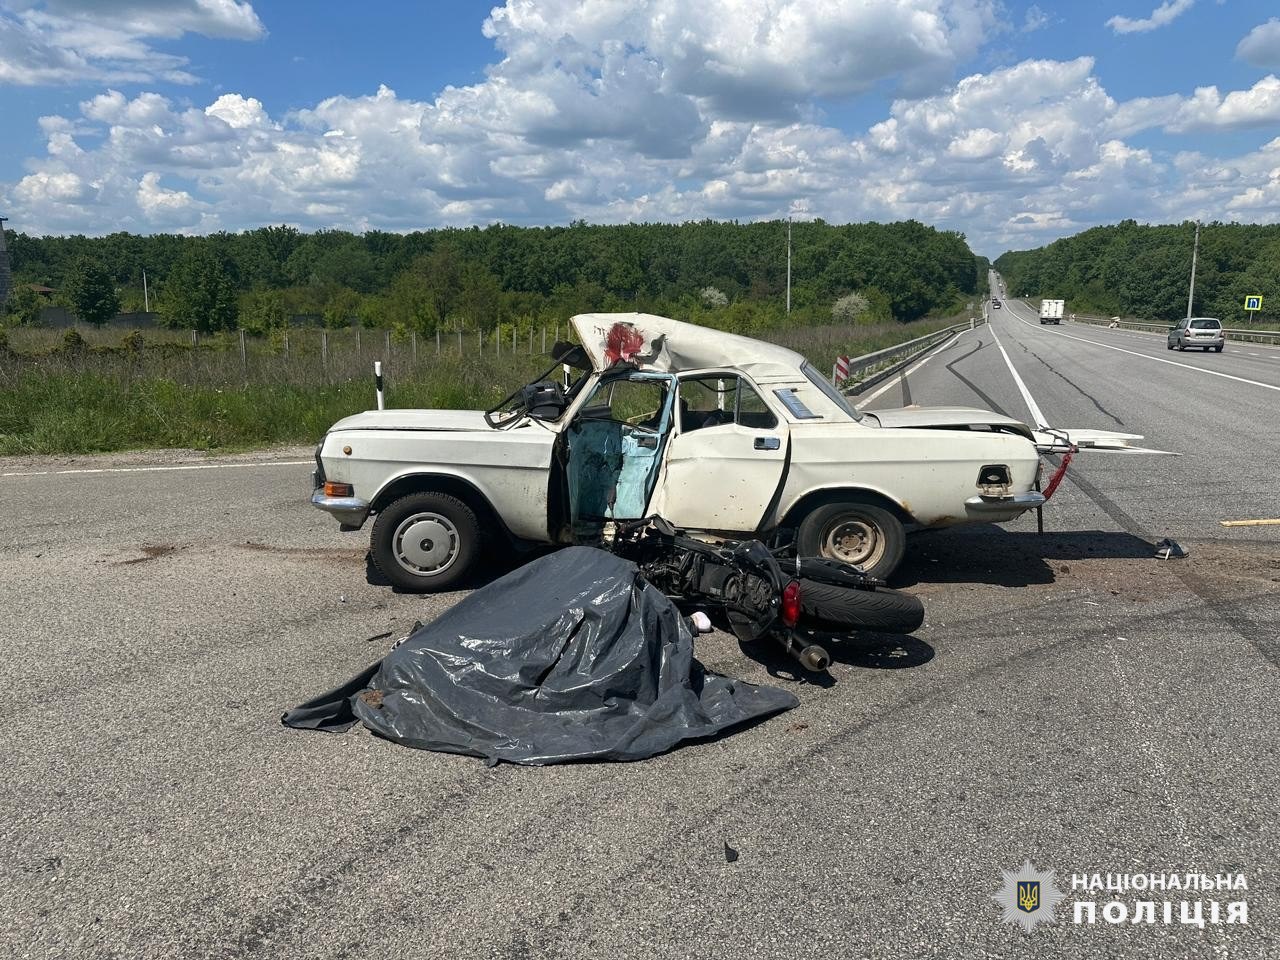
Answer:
[853,330,970,409]
[1006,311,1280,395]
[1,459,312,479]
[987,323,1049,428]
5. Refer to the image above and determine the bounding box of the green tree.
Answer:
[63,257,120,326]
[239,289,288,335]
[161,248,238,332]
[3,284,44,326]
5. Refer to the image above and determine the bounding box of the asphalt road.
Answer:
[2,299,1278,959]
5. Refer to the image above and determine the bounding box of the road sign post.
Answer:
[1245,294,1262,325]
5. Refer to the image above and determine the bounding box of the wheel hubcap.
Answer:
[394,513,459,576]
[823,518,882,568]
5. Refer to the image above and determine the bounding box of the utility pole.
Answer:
[1185,220,1200,320]
[0,215,10,307]
[786,215,792,315]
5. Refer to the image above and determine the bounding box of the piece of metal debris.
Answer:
[1154,538,1189,560]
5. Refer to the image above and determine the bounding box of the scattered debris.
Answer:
[364,630,393,644]
[1154,538,1189,560]
[724,841,739,863]
[1219,518,1280,527]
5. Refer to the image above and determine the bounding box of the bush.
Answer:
[121,330,145,354]
[62,328,86,353]
[832,292,871,324]
[700,286,728,307]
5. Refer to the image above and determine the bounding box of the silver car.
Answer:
[1168,317,1224,352]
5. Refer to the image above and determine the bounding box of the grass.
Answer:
[0,314,972,455]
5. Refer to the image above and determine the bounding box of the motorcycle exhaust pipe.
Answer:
[777,631,831,672]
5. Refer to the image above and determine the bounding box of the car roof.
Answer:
[570,312,808,381]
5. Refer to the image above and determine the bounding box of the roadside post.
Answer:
[832,355,850,385]
[1245,295,1262,324]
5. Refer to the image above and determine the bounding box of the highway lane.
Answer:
[863,291,1280,546]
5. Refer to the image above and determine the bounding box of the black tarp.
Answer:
[282,546,797,764]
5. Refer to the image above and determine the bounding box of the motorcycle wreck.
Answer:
[609,516,924,672]
[282,519,925,766]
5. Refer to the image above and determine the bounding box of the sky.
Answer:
[2,0,1279,257]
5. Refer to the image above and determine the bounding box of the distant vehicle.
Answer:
[1039,299,1064,325]
[992,299,1002,309]
[1168,317,1224,352]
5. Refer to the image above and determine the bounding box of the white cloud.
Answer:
[1166,75,1280,132]
[1237,18,1280,69]
[1106,0,1195,35]
[0,0,264,85]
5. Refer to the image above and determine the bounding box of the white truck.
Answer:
[1039,299,1064,324]
[310,313,1085,590]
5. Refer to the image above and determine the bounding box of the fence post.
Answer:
[529,328,533,354]
[436,329,440,355]
[457,329,462,355]
[356,327,361,354]
[239,329,247,371]
[284,331,289,358]
[411,330,417,361]
[384,329,390,357]
[479,329,483,355]
[496,327,501,356]
[322,329,329,367]
[512,326,516,353]
[191,330,197,347]
[541,326,546,354]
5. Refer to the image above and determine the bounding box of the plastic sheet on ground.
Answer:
[282,546,797,765]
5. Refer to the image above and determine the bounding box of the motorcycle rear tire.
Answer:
[798,579,924,634]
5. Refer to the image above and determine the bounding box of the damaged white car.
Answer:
[312,313,1068,590]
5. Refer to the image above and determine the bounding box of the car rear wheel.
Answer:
[1214,345,1224,352]
[797,501,906,581]
[371,491,480,591]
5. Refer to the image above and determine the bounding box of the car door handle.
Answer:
[753,436,780,451]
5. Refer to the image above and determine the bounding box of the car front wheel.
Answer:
[797,501,906,581]
[371,491,481,591]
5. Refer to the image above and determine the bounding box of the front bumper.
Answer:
[311,489,371,527]
[964,491,1046,516]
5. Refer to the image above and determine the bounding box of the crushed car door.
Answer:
[564,371,677,537]
[650,374,788,533]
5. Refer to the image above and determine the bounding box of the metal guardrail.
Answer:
[1065,313,1280,345]
[840,317,986,395]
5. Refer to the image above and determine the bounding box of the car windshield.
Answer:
[801,362,861,421]
[1190,319,1221,329]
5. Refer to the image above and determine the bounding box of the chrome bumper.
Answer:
[964,491,1046,515]
[311,489,371,527]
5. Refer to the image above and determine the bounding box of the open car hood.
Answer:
[863,405,1036,438]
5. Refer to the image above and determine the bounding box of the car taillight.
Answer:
[323,481,354,497]
[781,580,801,627]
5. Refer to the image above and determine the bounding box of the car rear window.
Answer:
[1190,318,1221,329]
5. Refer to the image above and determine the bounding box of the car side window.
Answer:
[736,380,778,429]
[679,376,777,432]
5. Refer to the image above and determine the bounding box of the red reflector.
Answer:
[323,481,353,497]
[781,581,802,627]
